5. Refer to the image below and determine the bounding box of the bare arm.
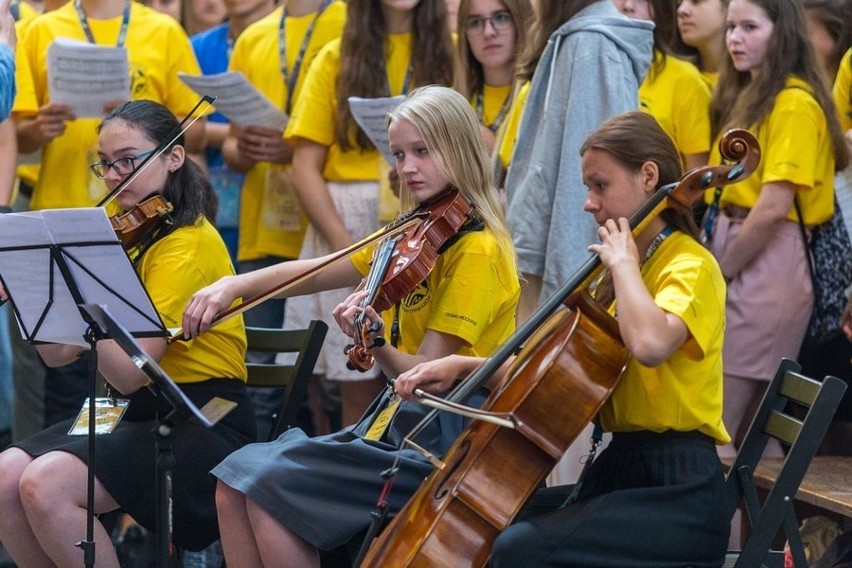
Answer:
[181,251,362,338]
[291,138,352,250]
[36,337,168,395]
[717,181,796,280]
[0,118,16,207]
[15,103,75,153]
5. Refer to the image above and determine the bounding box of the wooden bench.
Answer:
[725,456,852,519]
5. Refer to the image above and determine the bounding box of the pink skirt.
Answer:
[709,212,812,381]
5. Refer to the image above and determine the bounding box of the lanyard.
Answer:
[475,87,511,133]
[385,62,413,98]
[279,0,331,115]
[75,0,131,47]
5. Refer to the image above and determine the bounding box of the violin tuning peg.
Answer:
[344,344,354,355]
[372,337,386,349]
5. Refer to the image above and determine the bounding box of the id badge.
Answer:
[263,164,303,232]
[68,397,130,435]
[363,398,400,441]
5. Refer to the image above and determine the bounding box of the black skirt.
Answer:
[13,378,256,551]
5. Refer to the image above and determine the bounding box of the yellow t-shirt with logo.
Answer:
[285,33,414,182]
[834,48,851,132]
[707,77,835,225]
[599,231,729,444]
[228,2,346,262]
[16,1,201,210]
[639,51,711,161]
[350,228,519,357]
[138,217,247,384]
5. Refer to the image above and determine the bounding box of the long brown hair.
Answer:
[711,0,848,170]
[516,0,599,81]
[334,0,454,151]
[453,0,534,98]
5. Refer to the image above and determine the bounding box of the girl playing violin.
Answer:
[396,111,731,566]
[0,100,256,566]
[180,85,519,567]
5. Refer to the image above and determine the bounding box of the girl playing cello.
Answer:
[181,85,519,566]
[394,111,731,567]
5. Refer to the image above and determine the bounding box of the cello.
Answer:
[359,128,761,567]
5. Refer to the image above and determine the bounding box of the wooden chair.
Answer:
[245,321,328,441]
[724,358,847,568]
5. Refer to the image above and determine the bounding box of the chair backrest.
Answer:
[726,358,847,568]
[245,321,328,441]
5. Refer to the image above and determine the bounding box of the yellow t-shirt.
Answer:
[599,231,729,444]
[707,77,835,225]
[497,80,529,169]
[700,70,718,90]
[834,48,851,132]
[228,2,346,262]
[285,32,414,182]
[16,2,202,210]
[350,228,520,357]
[137,217,247,383]
[639,51,711,160]
[474,83,512,131]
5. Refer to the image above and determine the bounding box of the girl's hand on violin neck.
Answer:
[332,290,381,339]
[393,354,471,401]
[587,217,640,271]
[181,275,241,339]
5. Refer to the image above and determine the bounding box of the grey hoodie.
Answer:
[504,1,653,303]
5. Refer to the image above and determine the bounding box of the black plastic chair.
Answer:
[724,358,847,568]
[245,321,328,441]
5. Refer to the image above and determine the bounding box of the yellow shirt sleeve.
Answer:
[834,48,852,132]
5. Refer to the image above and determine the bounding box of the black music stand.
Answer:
[0,208,166,568]
[81,303,225,568]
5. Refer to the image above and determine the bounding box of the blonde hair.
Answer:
[388,85,516,270]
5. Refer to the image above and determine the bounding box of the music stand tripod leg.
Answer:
[154,414,177,568]
[74,325,105,568]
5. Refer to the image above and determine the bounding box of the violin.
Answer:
[346,189,475,372]
[110,194,174,250]
[168,189,475,343]
[359,129,761,567]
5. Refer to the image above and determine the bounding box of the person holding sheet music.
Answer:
[0,100,256,567]
[283,0,454,426]
[223,0,346,439]
[181,85,519,567]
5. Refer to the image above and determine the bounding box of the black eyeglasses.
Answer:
[466,11,513,35]
[90,149,156,179]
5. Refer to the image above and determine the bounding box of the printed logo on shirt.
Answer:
[130,63,147,98]
[402,281,429,313]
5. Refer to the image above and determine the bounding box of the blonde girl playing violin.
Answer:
[181,85,519,567]
[398,112,731,566]
[0,100,256,567]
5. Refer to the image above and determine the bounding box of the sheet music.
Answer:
[178,71,287,129]
[348,95,405,166]
[47,38,130,118]
[0,208,165,347]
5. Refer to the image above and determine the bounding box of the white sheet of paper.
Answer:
[0,208,165,347]
[47,38,130,118]
[348,95,405,166]
[178,71,287,129]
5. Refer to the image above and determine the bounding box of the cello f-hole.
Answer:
[434,439,471,500]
